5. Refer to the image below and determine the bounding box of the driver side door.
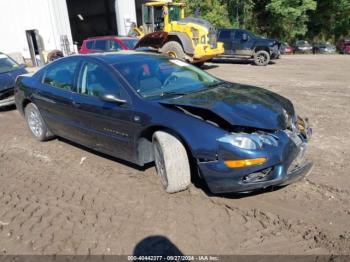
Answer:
[72,60,137,160]
[232,30,253,56]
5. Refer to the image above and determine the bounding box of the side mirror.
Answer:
[101,94,127,104]
[242,33,248,41]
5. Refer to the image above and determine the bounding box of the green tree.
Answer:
[227,0,255,30]
[308,0,350,42]
[181,0,231,28]
[265,0,317,42]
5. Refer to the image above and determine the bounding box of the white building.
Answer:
[0,0,145,63]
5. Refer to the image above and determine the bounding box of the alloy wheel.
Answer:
[28,110,43,137]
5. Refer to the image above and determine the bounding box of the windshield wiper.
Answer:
[160,91,187,97]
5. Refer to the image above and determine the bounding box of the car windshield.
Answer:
[113,57,221,98]
[121,39,138,50]
[0,54,20,74]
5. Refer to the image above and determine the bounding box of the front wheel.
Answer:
[25,103,54,141]
[254,50,270,66]
[152,131,191,193]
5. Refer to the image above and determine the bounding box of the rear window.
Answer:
[43,60,78,90]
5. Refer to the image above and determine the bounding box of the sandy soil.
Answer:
[0,55,349,255]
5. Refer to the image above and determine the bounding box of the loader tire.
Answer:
[160,41,186,60]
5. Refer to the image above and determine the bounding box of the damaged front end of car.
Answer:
[198,115,313,194]
[162,86,312,193]
[159,83,313,193]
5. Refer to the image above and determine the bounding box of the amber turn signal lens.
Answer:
[224,157,267,168]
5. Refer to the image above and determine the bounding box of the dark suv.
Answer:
[217,29,280,66]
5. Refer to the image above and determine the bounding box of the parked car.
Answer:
[15,52,313,194]
[280,43,294,55]
[312,42,336,54]
[217,29,281,66]
[0,52,27,107]
[293,40,313,53]
[337,39,350,54]
[79,36,139,54]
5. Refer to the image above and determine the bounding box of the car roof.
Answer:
[85,36,138,41]
[78,50,162,65]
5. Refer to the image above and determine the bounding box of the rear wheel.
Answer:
[254,50,270,66]
[25,103,54,141]
[152,131,191,193]
[160,41,186,60]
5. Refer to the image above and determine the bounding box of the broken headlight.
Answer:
[218,133,278,150]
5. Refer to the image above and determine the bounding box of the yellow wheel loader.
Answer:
[134,1,224,65]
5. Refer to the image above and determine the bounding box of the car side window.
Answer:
[93,40,107,51]
[107,40,122,51]
[86,41,93,49]
[219,30,232,41]
[43,60,78,90]
[234,31,243,40]
[78,62,125,99]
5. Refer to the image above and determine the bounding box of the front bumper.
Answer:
[193,42,225,62]
[270,46,280,59]
[199,159,313,194]
[296,47,313,53]
[198,122,313,194]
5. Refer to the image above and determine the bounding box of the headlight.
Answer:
[217,133,278,150]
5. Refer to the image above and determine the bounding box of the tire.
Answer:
[152,131,191,193]
[25,103,54,141]
[160,41,186,60]
[254,50,270,66]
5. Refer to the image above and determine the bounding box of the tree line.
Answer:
[179,0,350,44]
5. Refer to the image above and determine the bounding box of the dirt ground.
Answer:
[0,55,349,255]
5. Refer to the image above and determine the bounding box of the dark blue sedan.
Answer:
[0,53,27,107]
[14,51,313,194]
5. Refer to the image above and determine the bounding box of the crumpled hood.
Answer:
[160,83,295,130]
[0,67,27,91]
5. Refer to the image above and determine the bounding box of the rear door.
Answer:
[33,58,81,140]
[72,60,138,160]
[217,29,233,55]
[232,30,254,56]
